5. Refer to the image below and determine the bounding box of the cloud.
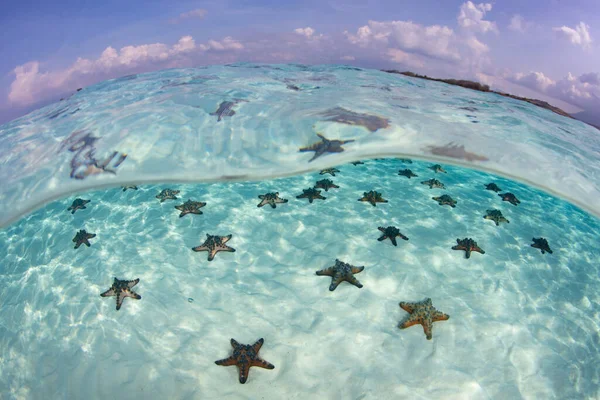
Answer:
[344,20,460,62]
[386,48,424,68]
[457,2,498,33]
[170,8,207,23]
[8,35,242,106]
[553,22,592,49]
[294,27,324,40]
[508,70,600,111]
[508,15,527,32]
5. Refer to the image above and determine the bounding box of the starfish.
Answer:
[484,183,501,192]
[257,192,289,208]
[350,161,364,166]
[377,226,409,246]
[451,238,485,259]
[299,133,355,162]
[67,198,90,214]
[358,190,388,207]
[499,192,520,206]
[209,99,247,121]
[531,237,553,254]
[192,234,236,261]
[100,277,142,311]
[156,188,180,202]
[174,199,206,217]
[121,185,138,191]
[398,298,449,340]
[215,338,275,384]
[421,179,445,189]
[73,229,96,249]
[319,168,340,176]
[429,164,447,173]
[483,209,509,226]
[432,194,457,208]
[316,259,364,291]
[398,169,418,178]
[318,107,390,132]
[314,179,339,192]
[296,188,326,203]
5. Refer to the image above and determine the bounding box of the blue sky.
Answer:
[1,0,598,123]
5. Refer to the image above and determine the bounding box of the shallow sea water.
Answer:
[0,158,599,399]
[0,64,599,399]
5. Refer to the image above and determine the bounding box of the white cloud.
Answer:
[457,2,498,33]
[508,15,526,32]
[8,35,242,106]
[344,20,460,62]
[553,22,592,49]
[294,27,324,40]
[508,70,600,110]
[386,48,424,68]
[170,8,207,23]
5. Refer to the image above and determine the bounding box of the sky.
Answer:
[0,0,598,124]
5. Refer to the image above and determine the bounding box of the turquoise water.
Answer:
[0,64,599,399]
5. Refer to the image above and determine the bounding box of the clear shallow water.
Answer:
[0,158,599,399]
[0,63,599,227]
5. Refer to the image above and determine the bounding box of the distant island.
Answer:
[382,70,599,130]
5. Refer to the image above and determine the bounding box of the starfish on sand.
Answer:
[215,338,275,384]
[192,234,236,261]
[316,259,365,291]
[100,277,142,311]
[299,133,354,162]
[398,298,449,340]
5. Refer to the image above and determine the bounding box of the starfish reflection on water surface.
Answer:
[296,188,326,203]
[316,259,364,291]
[73,229,96,249]
[499,192,520,206]
[320,168,340,176]
[192,234,236,261]
[67,198,90,214]
[484,209,509,226]
[174,199,206,217]
[314,179,339,192]
[358,190,388,206]
[215,338,275,384]
[432,194,457,208]
[398,298,449,340]
[452,238,485,259]
[398,169,418,178]
[156,189,180,202]
[421,179,445,189]
[298,133,355,162]
[377,226,409,246]
[531,237,553,254]
[257,192,288,208]
[318,107,390,132]
[100,277,142,311]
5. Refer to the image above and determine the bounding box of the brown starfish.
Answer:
[215,338,275,384]
[73,229,96,249]
[398,298,449,340]
[298,133,354,162]
[377,226,409,246]
[531,237,553,254]
[358,190,388,207]
[498,192,520,206]
[192,234,236,261]
[316,259,364,291]
[319,168,340,176]
[314,179,339,192]
[174,199,206,217]
[296,188,326,203]
[100,277,142,311]
[451,238,485,259]
[257,192,288,208]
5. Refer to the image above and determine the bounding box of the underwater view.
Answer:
[0,63,599,399]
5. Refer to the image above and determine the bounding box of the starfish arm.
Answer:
[317,194,326,200]
[83,239,91,247]
[399,302,415,313]
[308,149,324,162]
[221,235,232,244]
[346,275,363,289]
[377,227,386,233]
[377,235,388,242]
[100,288,116,297]
[432,311,450,322]
[257,199,269,207]
[390,237,398,246]
[179,211,188,218]
[473,246,485,254]
[316,133,326,141]
[252,338,264,352]
[238,362,251,384]
[465,249,471,259]
[116,292,125,310]
[399,314,422,329]
[342,139,355,144]
[328,277,342,291]
[70,209,76,214]
[215,356,237,366]
[124,288,141,299]
[451,245,465,251]
[422,320,433,340]
[88,234,96,238]
[308,197,314,203]
[399,233,409,241]
[258,195,265,199]
[207,249,218,261]
[219,245,236,253]
[191,245,208,252]
[252,358,275,369]
[315,267,335,276]
[299,143,320,152]
[126,278,139,288]
[269,202,276,209]
[276,198,288,203]
[230,338,241,348]
[190,209,202,215]
[174,205,184,211]
[296,194,307,199]
[369,200,377,207]
[350,266,364,274]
